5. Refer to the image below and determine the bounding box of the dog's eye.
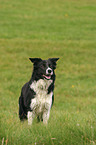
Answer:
[41,64,45,68]
[43,64,46,67]
[40,65,43,68]
[49,64,52,68]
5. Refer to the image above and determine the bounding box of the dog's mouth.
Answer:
[43,74,51,80]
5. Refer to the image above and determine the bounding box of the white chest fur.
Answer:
[30,79,53,114]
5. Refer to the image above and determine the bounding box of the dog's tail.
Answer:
[19,95,27,121]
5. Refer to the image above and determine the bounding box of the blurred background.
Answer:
[0,0,96,144]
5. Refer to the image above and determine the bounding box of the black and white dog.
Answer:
[19,58,59,125]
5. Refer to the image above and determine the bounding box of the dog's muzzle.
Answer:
[46,67,53,76]
[43,68,53,80]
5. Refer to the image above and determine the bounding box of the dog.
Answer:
[19,58,59,125]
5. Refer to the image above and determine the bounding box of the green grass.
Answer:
[0,0,96,144]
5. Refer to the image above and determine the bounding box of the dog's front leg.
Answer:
[43,110,50,125]
[27,111,35,125]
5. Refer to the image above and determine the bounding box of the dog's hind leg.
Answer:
[19,96,27,121]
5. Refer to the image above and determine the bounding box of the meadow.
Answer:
[0,0,96,144]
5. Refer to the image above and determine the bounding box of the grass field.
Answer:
[0,0,96,144]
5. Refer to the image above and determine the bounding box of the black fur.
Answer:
[19,58,59,121]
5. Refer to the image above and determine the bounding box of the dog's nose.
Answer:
[48,69,52,73]
[46,67,53,75]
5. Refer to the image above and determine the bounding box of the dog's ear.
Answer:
[29,58,42,64]
[49,58,59,69]
[49,58,59,62]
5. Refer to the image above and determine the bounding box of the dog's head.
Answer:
[29,58,59,80]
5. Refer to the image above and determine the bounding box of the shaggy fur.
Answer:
[19,58,59,125]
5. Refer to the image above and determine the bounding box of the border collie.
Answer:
[19,58,59,125]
